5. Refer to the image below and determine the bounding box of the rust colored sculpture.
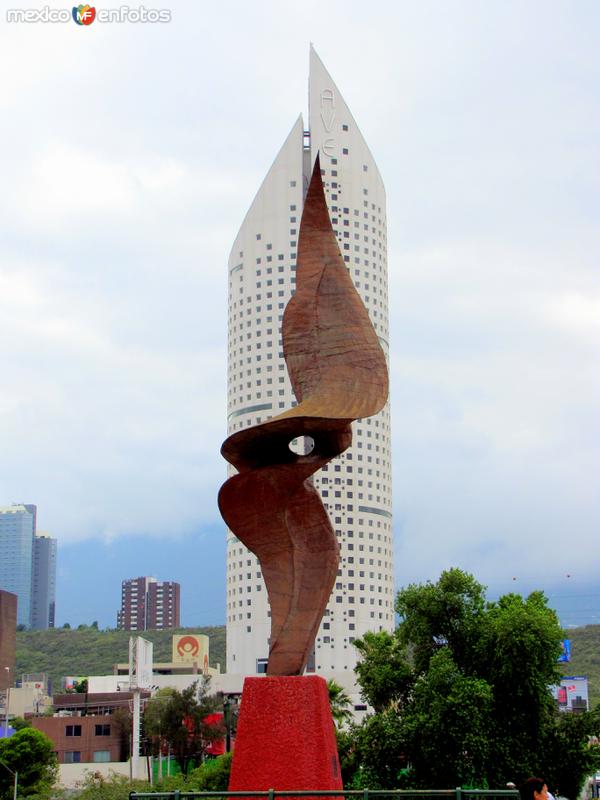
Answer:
[218,156,388,676]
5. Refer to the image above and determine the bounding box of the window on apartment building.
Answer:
[95,724,111,736]
[64,751,81,763]
[93,751,111,763]
[256,658,268,674]
[65,725,82,737]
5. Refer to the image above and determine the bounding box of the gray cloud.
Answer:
[0,1,598,611]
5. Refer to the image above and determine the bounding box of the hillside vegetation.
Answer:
[560,623,600,709]
[15,622,600,708]
[15,626,226,693]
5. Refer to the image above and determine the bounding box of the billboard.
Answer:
[551,675,589,712]
[172,633,209,666]
[129,636,153,689]
[64,676,87,691]
[558,639,571,662]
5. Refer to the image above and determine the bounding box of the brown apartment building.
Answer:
[32,691,150,763]
[117,576,180,631]
[33,715,123,764]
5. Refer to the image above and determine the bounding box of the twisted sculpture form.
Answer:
[219,156,388,676]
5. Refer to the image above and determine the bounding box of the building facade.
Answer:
[0,504,57,630]
[32,695,136,764]
[31,532,57,629]
[0,505,35,627]
[0,590,17,691]
[226,48,394,676]
[117,577,180,631]
[147,580,180,630]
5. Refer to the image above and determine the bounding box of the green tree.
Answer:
[475,591,564,785]
[9,717,31,732]
[353,630,413,712]
[338,709,406,789]
[539,708,600,799]
[0,728,57,798]
[396,568,486,674]
[400,649,493,788]
[327,680,353,729]
[346,568,600,794]
[143,679,224,775]
[73,772,148,800]
[111,706,132,762]
[184,752,233,791]
[143,686,176,761]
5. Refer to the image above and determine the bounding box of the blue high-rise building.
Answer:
[0,504,57,629]
[0,505,35,627]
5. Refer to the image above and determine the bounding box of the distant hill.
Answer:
[16,622,599,710]
[560,624,600,709]
[15,626,225,694]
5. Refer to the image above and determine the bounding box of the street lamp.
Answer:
[0,759,18,800]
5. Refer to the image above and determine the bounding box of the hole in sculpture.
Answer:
[289,436,315,455]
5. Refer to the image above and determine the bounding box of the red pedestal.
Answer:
[229,675,343,795]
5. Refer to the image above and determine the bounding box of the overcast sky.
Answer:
[1,1,598,629]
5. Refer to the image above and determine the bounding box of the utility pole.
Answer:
[129,638,142,781]
[157,721,163,780]
[223,696,231,753]
[3,667,10,736]
[128,637,153,781]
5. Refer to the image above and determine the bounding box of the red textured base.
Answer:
[229,675,343,795]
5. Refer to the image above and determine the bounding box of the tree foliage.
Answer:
[327,680,353,729]
[66,752,233,800]
[346,568,600,795]
[338,708,405,789]
[143,679,224,774]
[9,717,31,732]
[0,728,57,798]
[354,630,413,712]
[396,568,486,675]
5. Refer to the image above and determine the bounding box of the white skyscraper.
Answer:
[226,48,393,677]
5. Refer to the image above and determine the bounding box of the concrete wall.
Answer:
[6,686,42,717]
[58,761,131,788]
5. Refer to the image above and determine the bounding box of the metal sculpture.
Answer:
[219,155,388,676]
